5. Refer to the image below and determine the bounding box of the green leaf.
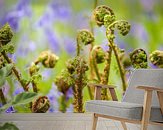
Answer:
[0,123,19,130]
[0,103,12,112]
[0,67,7,87]
[12,92,38,105]
[0,92,39,112]
[0,92,38,112]
[0,64,13,88]
[0,44,15,54]
[5,64,13,76]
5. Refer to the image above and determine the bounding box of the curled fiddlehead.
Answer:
[92,45,105,64]
[130,48,148,68]
[93,5,116,27]
[149,50,163,68]
[93,5,130,93]
[0,23,13,45]
[66,56,88,113]
[106,20,130,41]
[76,30,94,56]
[35,50,59,68]
[31,96,50,113]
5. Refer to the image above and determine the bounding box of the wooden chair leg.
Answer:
[121,121,127,130]
[92,113,98,130]
[141,90,152,130]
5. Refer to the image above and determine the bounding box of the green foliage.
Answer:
[12,92,38,105]
[0,92,38,112]
[58,95,73,113]
[0,123,19,130]
[0,64,13,87]
[0,44,15,54]
[31,74,42,84]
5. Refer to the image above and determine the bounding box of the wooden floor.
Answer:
[0,113,148,130]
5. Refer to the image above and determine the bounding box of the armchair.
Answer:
[86,69,163,130]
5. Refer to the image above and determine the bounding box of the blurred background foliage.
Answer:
[0,0,163,112]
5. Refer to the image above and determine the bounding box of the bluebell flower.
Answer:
[13,86,24,96]
[2,84,10,96]
[49,2,71,20]
[28,41,36,51]
[36,12,54,27]
[101,43,109,52]
[66,87,73,101]
[41,69,52,81]
[140,0,155,12]
[130,22,149,44]
[16,0,30,11]
[2,0,32,31]
[47,84,62,112]
[3,12,20,31]
[74,12,89,29]
[66,104,73,113]
[149,63,158,69]
[5,106,16,113]
[63,37,76,55]
[44,28,60,53]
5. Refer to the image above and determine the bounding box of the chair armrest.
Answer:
[88,83,118,101]
[137,86,163,92]
[88,83,117,89]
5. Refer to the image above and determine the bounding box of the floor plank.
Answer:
[0,113,148,130]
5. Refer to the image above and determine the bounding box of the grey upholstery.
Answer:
[86,100,163,122]
[86,69,163,123]
[123,69,163,106]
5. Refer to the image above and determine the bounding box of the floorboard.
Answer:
[0,113,155,130]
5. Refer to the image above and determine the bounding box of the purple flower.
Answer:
[66,87,73,100]
[2,0,32,31]
[73,12,90,29]
[63,37,76,55]
[28,41,36,51]
[16,0,30,10]
[49,2,71,20]
[101,42,109,52]
[5,106,16,113]
[2,84,10,96]
[44,28,60,53]
[149,63,158,69]
[66,104,73,112]
[36,12,54,27]
[130,22,149,43]
[41,69,53,81]
[140,0,155,11]
[47,84,62,112]
[13,86,24,96]
[3,12,20,31]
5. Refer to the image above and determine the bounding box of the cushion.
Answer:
[86,100,163,122]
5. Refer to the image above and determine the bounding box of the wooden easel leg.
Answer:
[92,113,98,130]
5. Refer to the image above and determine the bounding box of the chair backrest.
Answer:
[123,69,163,107]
